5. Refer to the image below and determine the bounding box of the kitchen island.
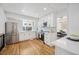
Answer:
[52,36,79,55]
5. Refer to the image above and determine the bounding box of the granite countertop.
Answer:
[52,36,79,54]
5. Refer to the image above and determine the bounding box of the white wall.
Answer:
[54,8,68,33]
[56,4,79,37]
[68,4,79,36]
[0,7,6,34]
[55,9,68,18]
[6,12,38,32]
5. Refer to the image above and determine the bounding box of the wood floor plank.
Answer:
[0,39,55,55]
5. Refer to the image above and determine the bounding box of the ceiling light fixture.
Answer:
[43,8,47,11]
[22,10,25,12]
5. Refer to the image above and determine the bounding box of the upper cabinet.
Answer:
[37,13,54,32]
[38,13,53,28]
[23,20,33,31]
[22,19,38,32]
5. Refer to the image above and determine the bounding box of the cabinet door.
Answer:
[55,46,75,55]
[44,33,56,46]
[25,33,29,40]
[28,32,36,40]
[44,33,50,43]
[19,33,25,41]
[50,33,57,42]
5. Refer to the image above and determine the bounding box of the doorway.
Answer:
[57,16,68,39]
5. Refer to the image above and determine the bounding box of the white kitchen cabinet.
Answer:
[19,31,36,41]
[52,36,79,55]
[44,32,56,46]
[55,46,75,55]
[38,13,54,30]
[19,32,26,41]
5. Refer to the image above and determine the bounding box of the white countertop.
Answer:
[52,36,79,55]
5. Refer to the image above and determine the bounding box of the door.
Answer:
[57,16,68,38]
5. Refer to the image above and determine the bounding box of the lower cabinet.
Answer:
[19,31,36,41]
[55,46,76,55]
[44,32,56,46]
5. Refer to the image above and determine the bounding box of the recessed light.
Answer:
[43,8,47,11]
[22,10,25,12]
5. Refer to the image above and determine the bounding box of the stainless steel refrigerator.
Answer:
[5,22,19,45]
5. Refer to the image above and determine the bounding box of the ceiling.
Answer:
[0,3,68,18]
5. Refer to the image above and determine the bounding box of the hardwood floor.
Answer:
[0,39,55,55]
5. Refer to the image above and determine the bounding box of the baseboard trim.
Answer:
[6,37,37,45]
